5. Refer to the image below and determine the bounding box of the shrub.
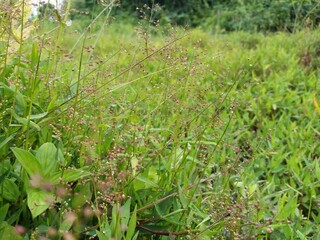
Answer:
[203,0,320,32]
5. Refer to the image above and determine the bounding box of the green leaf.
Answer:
[96,230,108,240]
[36,143,58,177]
[132,231,139,240]
[0,169,10,185]
[12,112,40,131]
[313,95,320,116]
[162,209,185,218]
[0,82,26,111]
[135,175,160,189]
[31,43,39,68]
[27,188,54,219]
[130,156,138,176]
[62,168,91,182]
[59,212,75,233]
[11,147,42,176]
[132,177,145,191]
[0,204,9,222]
[47,94,58,111]
[71,182,92,208]
[111,203,119,235]
[0,221,23,240]
[178,187,188,208]
[1,179,20,202]
[30,112,48,120]
[126,205,137,240]
[49,167,91,184]
[315,161,320,182]
[270,228,289,239]
[100,217,112,239]
[155,204,184,226]
[6,208,23,225]
[150,136,161,149]
[296,230,307,240]
[120,199,131,227]
[0,134,16,150]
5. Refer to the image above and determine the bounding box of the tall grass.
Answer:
[1,1,320,239]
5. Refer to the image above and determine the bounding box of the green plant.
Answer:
[204,0,320,32]
[1,0,320,239]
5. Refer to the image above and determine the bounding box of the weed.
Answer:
[1,1,320,240]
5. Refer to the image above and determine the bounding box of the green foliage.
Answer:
[1,0,320,239]
[38,3,56,19]
[0,221,23,240]
[204,0,320,32]
[119,0,213,26]
[11,144,90,218]
[83,0,320,32]
[97,199,138,239]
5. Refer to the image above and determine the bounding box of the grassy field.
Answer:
[1,3,320,239]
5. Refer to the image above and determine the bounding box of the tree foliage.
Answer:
[72,0,320,32]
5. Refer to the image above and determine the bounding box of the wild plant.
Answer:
[2,1,320,240]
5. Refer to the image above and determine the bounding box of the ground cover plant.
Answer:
[1,1,320,239]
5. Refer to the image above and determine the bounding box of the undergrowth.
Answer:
[0,1,320,240]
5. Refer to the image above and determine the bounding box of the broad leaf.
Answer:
[0,221,23,240]
[71,182,92,208]
[49,167,91,184]
[11,147,42,176]
[36,143,58,177]
[27,188,54,218]
[0,179,20,202]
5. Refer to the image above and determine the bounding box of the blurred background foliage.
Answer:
[70,0,320,32]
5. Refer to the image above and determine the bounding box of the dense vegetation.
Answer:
[75,0,320,32]
[1,0,320,239]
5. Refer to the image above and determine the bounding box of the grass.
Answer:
[1,2,320,239]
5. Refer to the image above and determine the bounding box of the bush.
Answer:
[204,0,320,32]
[122,0,320,32]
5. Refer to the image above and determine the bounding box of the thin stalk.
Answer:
[70,33,87,122]
[190,212,231,240]
[87,3,115,62]
[10,0,26,125]
[69,0,116,54]
[38,33,188,123]
[177,78,238,224]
